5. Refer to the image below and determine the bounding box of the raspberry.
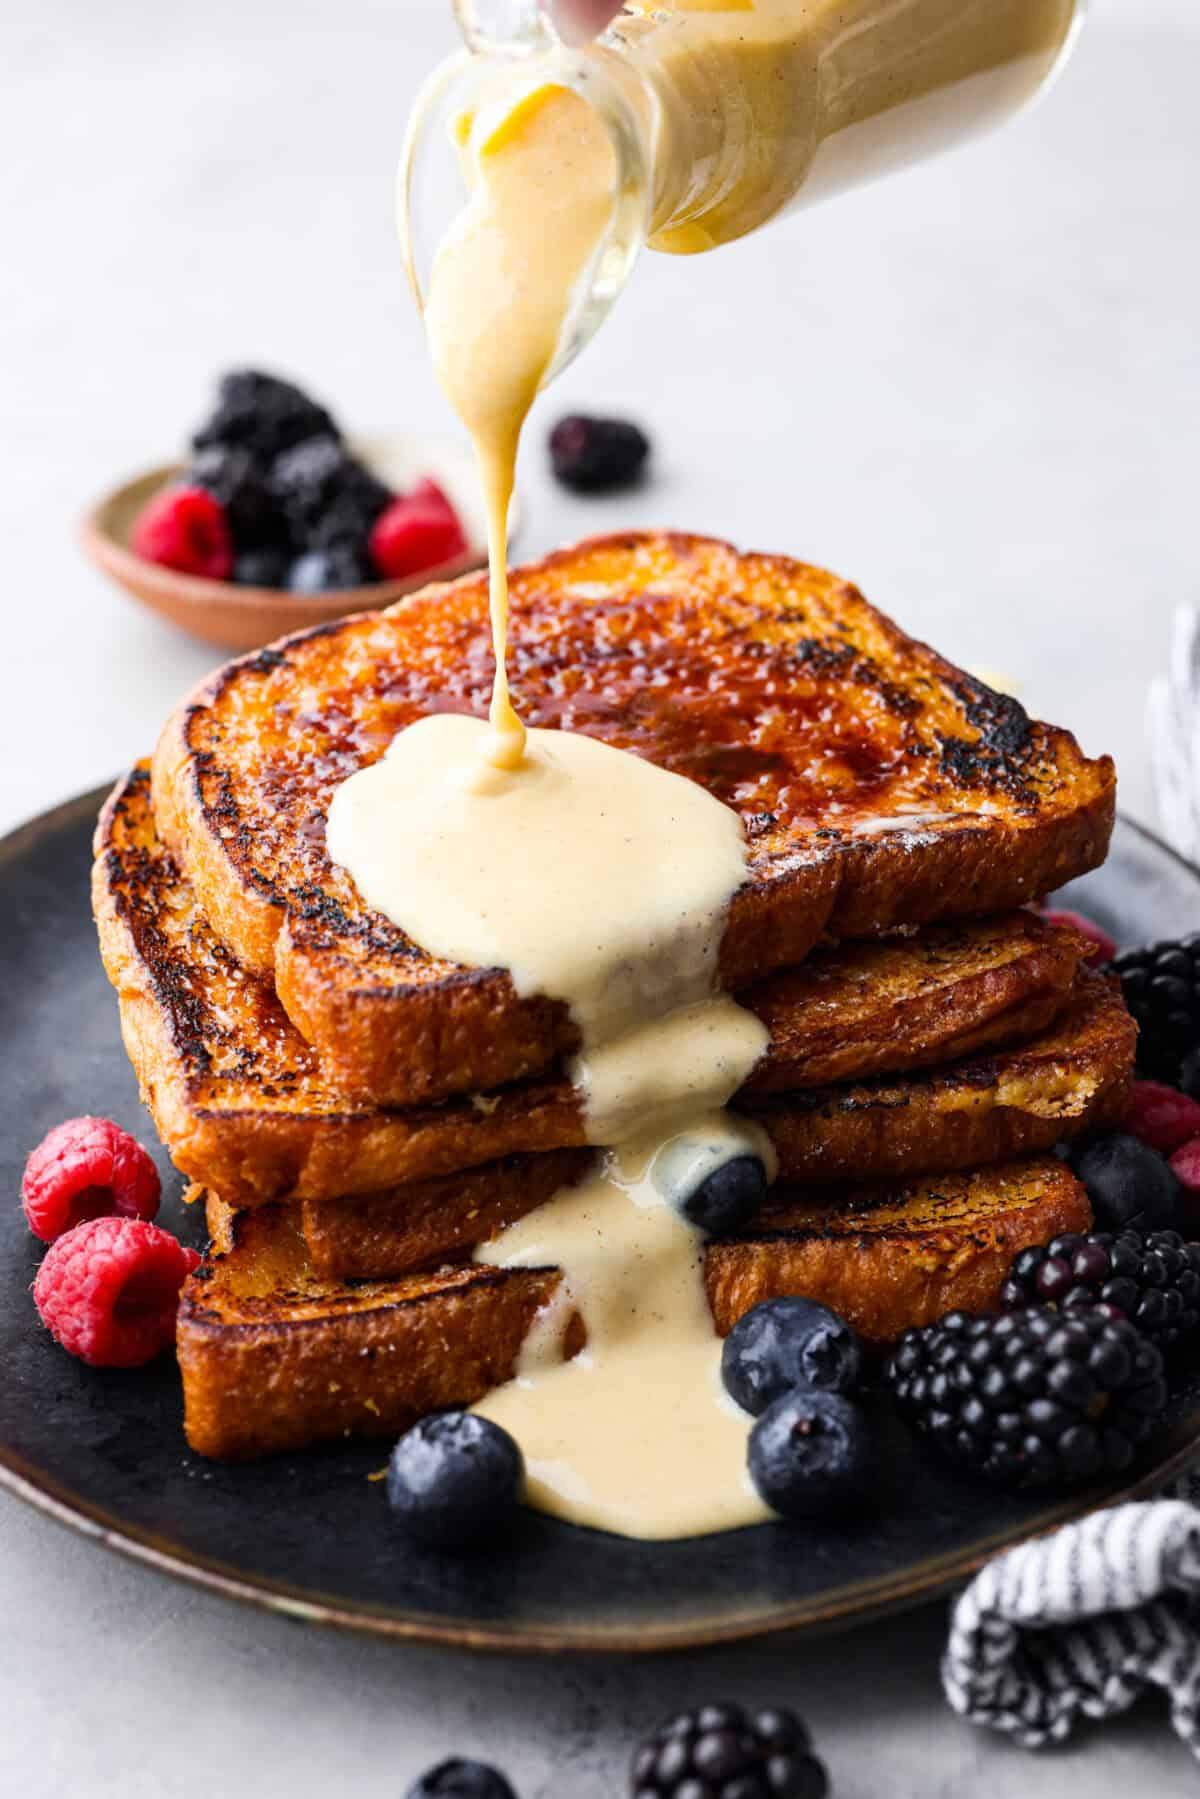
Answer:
[1124,1081,1200,1155]
[410,475,459,517]
[33,1217,200,1367]
[131,485,234,579]
[370,497,468,579]
[1170,1137,1200,1196]
[1040,908,1117,965]
[22,1116,160,1243]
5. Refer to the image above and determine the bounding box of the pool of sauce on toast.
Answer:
[327,715,775,1538]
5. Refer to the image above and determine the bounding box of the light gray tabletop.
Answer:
[2,2,1198,1793]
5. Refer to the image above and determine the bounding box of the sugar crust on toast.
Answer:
[152,532,1116,1108]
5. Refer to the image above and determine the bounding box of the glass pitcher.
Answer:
[402,0,1085,386]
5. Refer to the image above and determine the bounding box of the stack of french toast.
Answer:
[92,531,1132,1460]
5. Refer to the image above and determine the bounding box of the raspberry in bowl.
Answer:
[80,369,504,653]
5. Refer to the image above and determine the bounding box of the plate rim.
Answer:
[2,783,1199,1657]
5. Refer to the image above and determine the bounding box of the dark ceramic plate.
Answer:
[2,788,1199,1655]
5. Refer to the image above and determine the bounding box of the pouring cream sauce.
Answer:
[421,81,617,770]
[328,0,1079,1536]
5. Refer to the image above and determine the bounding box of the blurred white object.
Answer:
[1149,605,1200,863]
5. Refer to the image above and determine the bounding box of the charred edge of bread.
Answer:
[180,1157,1088,1457]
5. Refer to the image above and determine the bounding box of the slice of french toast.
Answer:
[754,971,1135,1186]
[152,531,1115,1108]
[181,1157,1090,1458]
[704,1159,1092,1354]
[296,1149,593,1279]
[95,766,1091,1205]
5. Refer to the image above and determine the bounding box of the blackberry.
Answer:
[632,1704,828,1799]
[1113,933,1200,1082]
[886,1308,1166,1490]
[191,368,340,465]
[1001,1229,1200,1350]
[270,436,392,551]
[549,414,650,492]
[186,445,285,550]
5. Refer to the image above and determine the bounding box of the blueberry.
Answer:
[722,1297,862,1415]
[748,1387,876,1521]
[405,1760,518,1799]
[288,545,373,593]
[386,1411,523,1548]
[679,1155,768,1234]
[1181,1047,1200,1101]
[1072,1134,1183,1232]
[233,548,289,588]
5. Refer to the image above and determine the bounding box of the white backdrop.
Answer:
[1,0,1196,837]
[1,12,1199,1789]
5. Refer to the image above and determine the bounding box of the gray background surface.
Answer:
[2,1,1198,1792]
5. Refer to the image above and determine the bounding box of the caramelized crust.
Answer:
[705,1160,1093,1351]
[182,1158,1089,1457]
[178,1205,563,1461]
[152,532,1115,1107]
[298,1149,593,1279]
[753,972,1135,1185]
[94,766,1094,1205]
[257,976,1128,1283]
[275,978,1129,1288]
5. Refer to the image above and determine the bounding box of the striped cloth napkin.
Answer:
[945,614,1200,1757]
[944,1469,1200,1758]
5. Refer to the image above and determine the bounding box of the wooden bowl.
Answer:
[80,436,513,653]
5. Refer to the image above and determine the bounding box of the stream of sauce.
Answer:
[421,82,617,770]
